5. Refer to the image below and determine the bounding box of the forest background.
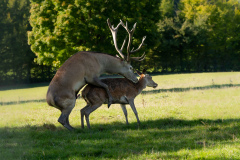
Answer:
[1,0,240,86]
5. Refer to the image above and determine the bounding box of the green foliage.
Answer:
[160,0,175,18]
[154,0,240,72]
[28,0,160,67]
[0,0,35,85]
[28,0,240,72]
[0,0,59,86]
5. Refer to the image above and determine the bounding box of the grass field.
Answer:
[1,72,240,159]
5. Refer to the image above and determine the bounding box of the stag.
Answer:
[46,19,146,130]
[81,69,158,129]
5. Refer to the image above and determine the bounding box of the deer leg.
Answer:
[120,104,129,125]
[58,101,75,131]
[58,113,74,131]
[91,77,113,108]
[129,99,140,125]
[66,116,71,127]
[84,103,102,129]
[80,104,90,129]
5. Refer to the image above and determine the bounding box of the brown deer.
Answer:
[46,19,146,130]
[81,69,158,129]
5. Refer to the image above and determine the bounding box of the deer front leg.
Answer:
[128,99,140,125]
[91,77,113,108]
[120,104,129,125]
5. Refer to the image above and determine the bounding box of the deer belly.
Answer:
[103,96,129,104]
[113,96,129,104]
[73,81,85,92]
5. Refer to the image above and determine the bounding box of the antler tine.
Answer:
[120,21,146,62]
[131,22,137,34]
[120,36,127,51]
[130,36,146,53]
[108,18,147,62]
[120,21,134,62]
[107,18,125,60]
[130,52,146,61]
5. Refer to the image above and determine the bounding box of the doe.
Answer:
[81,69,158,129]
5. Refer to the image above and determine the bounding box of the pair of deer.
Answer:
[46,19,158,130]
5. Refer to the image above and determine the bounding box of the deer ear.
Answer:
[142,69,147,74]
[136,69,142,76]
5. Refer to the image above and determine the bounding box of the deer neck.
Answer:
[90,53,121,74]
[136,76,147,95]
[101,55,122,73]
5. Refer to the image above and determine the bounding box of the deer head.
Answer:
[136,69,158,88]
[107,18,146,63]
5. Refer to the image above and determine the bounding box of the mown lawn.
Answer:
[1,72,240,159]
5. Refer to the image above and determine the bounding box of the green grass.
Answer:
[1,72,240,159]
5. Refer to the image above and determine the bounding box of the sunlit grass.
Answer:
[0,84,47,103]
[1,72,240,159]
[157,72,240,89]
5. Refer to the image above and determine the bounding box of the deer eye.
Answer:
[129,66,133,70]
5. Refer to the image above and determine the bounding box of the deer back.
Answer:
[103,78,138,99]
[82,78,138,105]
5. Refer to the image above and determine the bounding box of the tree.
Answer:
[0,0,35,85]
[154,0,240,72]
[28,0,160,68]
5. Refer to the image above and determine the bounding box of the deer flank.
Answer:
[81,70,158,129]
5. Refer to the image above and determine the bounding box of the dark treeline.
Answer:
[154,0,240,73]
[0,0,53,86]
[1,0,240,86]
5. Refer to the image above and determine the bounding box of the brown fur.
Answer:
[47,18,146,130]
[81,71,158,129]
[82,78,140,104]
[46,51,138,130]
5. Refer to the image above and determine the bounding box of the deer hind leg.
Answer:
[129,99,140,125]
[80,104,90,129]
[58,112,74,131]
[83,103,102,129]
[58,99,76,131]
[120,104,129,125]
[91,77,113,108]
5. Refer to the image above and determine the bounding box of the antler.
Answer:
[120,21,146,62]
[107,18,146,62]
[107,18,126,60]
[130,52,146,61]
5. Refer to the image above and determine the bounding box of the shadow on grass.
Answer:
[142,83,240,94]
[0,82,49,91]
[1,118,239,159]
[0,99,46,106]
